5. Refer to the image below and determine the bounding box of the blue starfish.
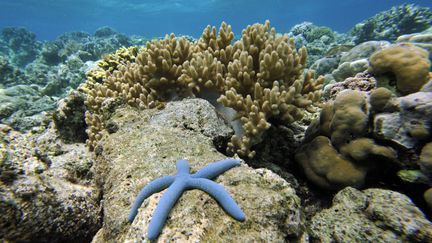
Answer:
[128,159,245,240]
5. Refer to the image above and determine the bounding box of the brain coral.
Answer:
[298,89,398,190]
[368,44,431,95]
[83,21,323,158]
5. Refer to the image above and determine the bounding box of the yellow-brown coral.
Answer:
[295,136,368,190]
[82,46,140,93]
[82,21,324,157]
[368,44,431,95]
[297,89,398,190]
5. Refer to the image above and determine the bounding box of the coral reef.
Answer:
[396,27,432,57]
[1,27,41,67]
[1,4,432,241]
[350,4,432,44]
[316,40,390,90]
[0,85,56,130]
[298,82,432,202]
[40,27,140,66]
[316,41,431,100]
[81,46,140,93]
[0,26,147,131]
[295,135,369,190]
[289,22,354,66]
[83,21,324,158]
[0,55,28,87]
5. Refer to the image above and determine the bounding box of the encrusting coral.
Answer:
[83,21,323,157]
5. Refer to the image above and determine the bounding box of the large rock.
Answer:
[331,58,369,82]
[0,124,100,242]
[374,92,432,149]
[92,99,303,242]
[308,187,432,242]
[339,41,390,64]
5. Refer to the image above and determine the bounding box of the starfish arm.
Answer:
[176,159,190,174]
[188,178,245,221]
[192,159,241,179]
[148,180,186,240]
[128,175,175,222]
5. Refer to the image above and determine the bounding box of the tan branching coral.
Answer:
[217,21,323,157]
[83,21,324,156]
[83,36,197,149]
[198,22,235,60]
[179,50,226,92]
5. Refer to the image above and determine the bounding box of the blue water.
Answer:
[1,0,432,40]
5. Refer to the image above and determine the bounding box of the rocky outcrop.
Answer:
[92,99,304,242]
[0,124,100,242]
[307,187,432,242]
[374,92,432,149]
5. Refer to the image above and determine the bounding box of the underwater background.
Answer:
[1,0,431,40]
[1,0,432,242]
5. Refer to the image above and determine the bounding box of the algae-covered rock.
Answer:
[0,124,100,242]
[310,56,340,77]
[331,58,369,82]
[52,91,87,143]
[308,187,432,242]
[339,41,390,64]
[92,99,303,242]
[148,98,233,149]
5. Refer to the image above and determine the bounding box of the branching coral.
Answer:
[83,21,323,157]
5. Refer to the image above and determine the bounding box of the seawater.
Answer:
[0,0,431,40]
